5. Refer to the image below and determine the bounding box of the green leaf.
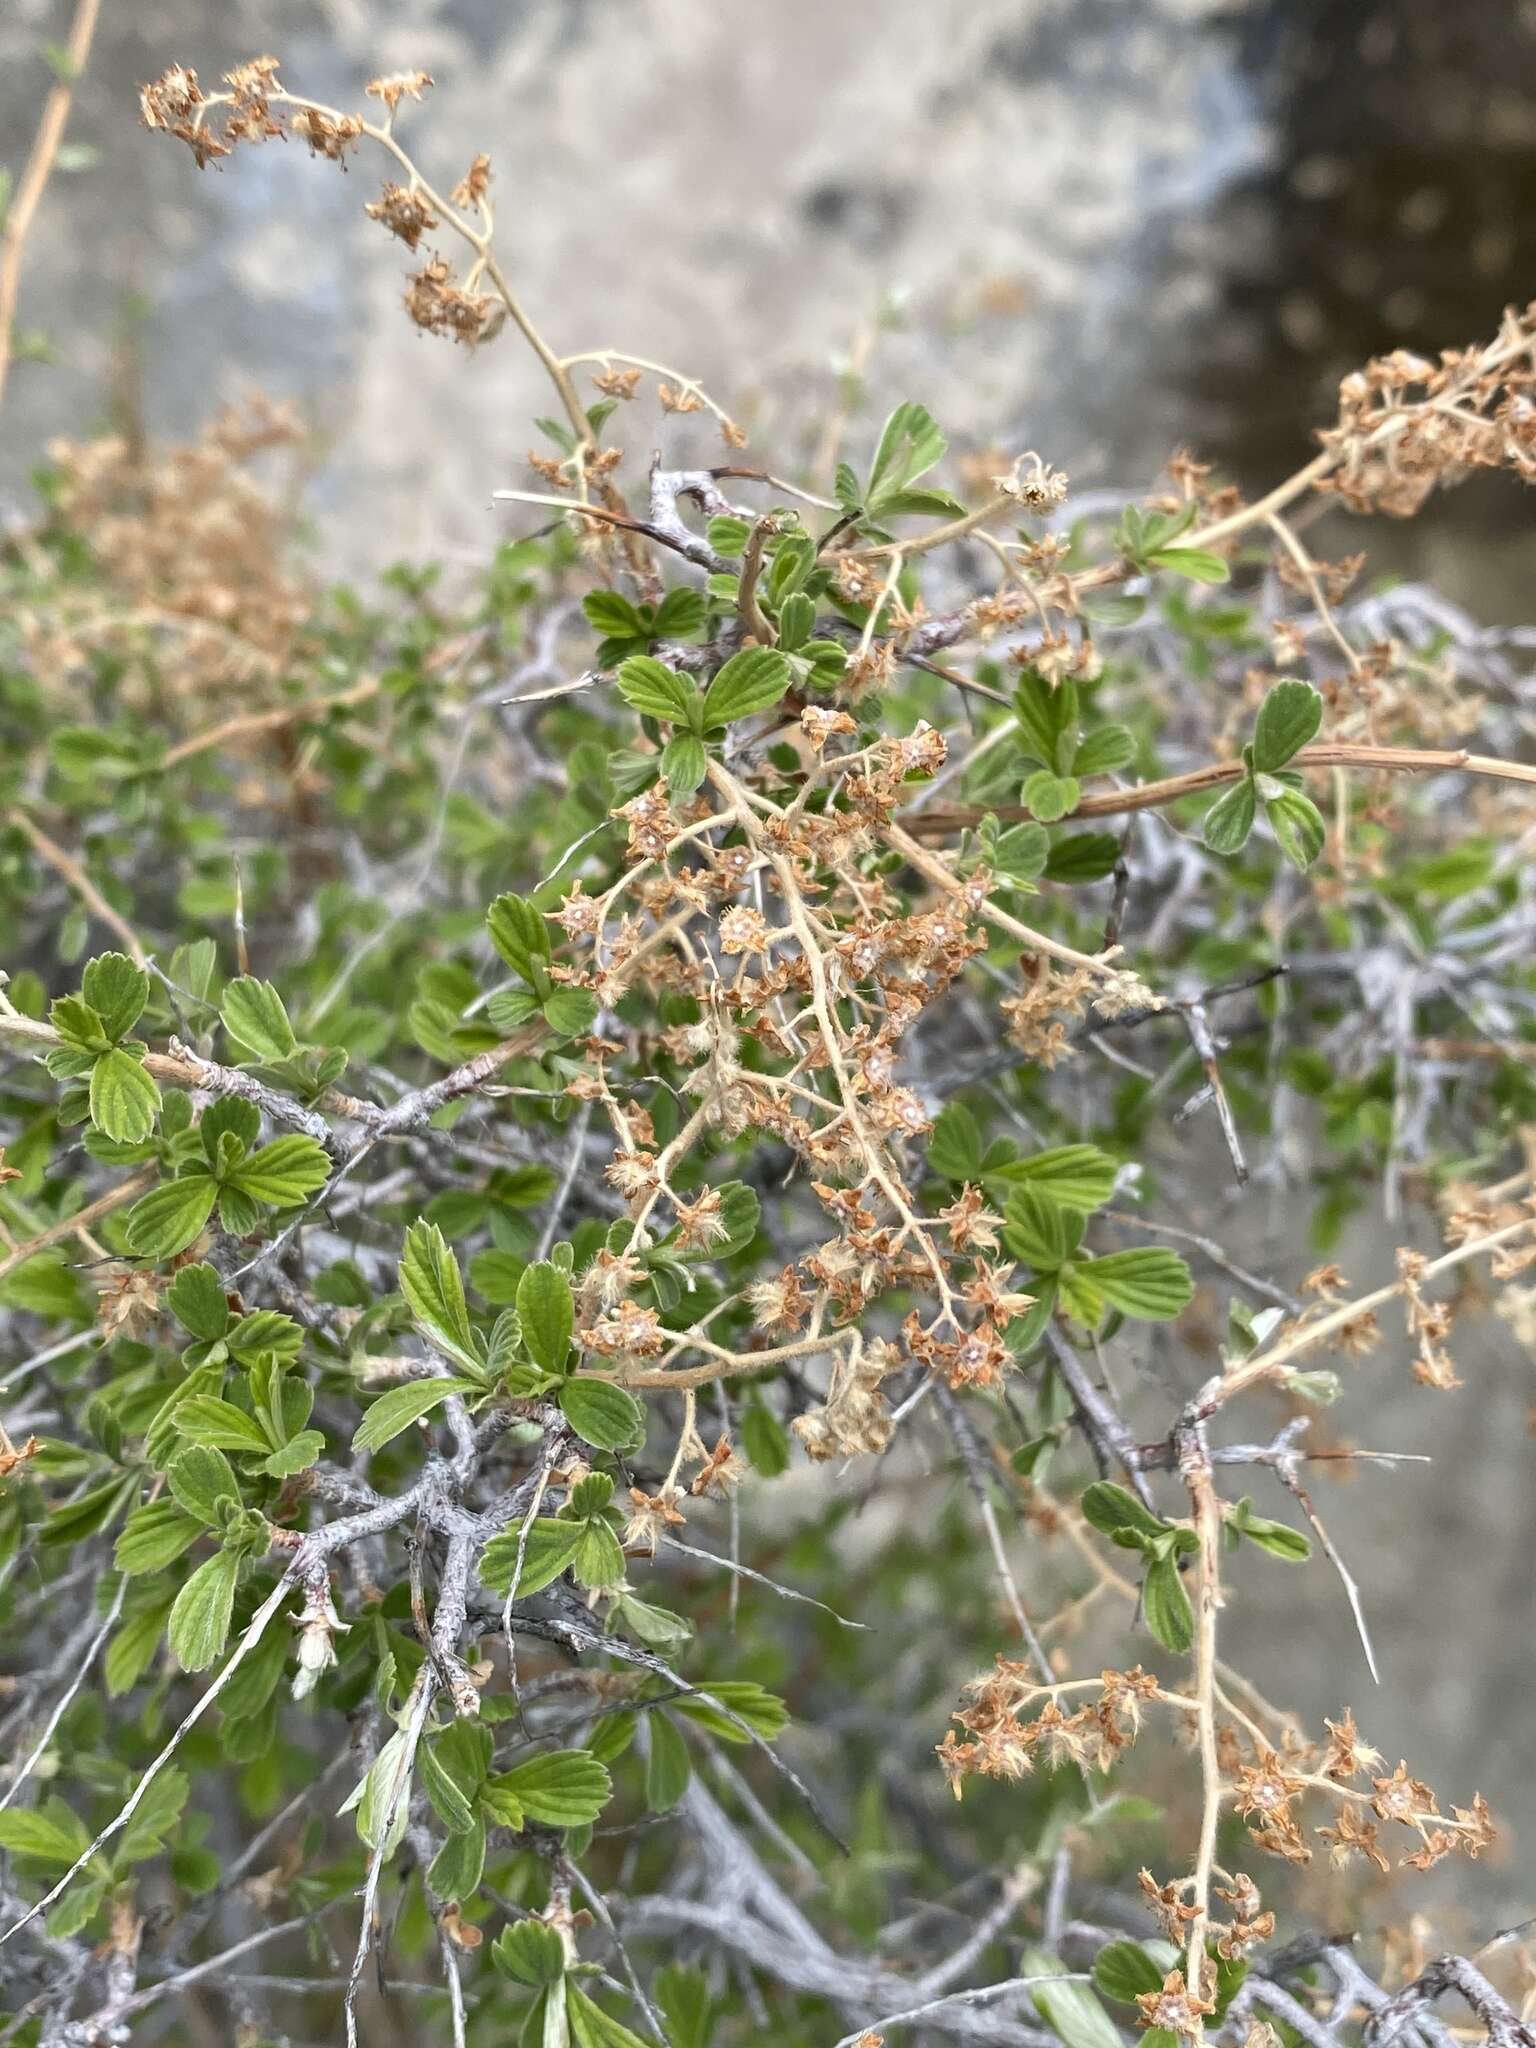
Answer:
[673,1680,789,1743]
[701,648,791,729]
[167,1442,240,1525]
[1001,1186,1077,1271]
[645,1712,691,1811]
[1044,831,1120,885]
[982,817,1050,882]
[262,1430,324,1478]
[420,1739,479,1834]
[655,1964,713,2048]
[1252,678,1323,772]
[1203,775,1257,855]
[0,1806,87,1866]
[115,1499,204,1574]
[220,977,298,1061]
[662,732,708,795]
[741,1399,790,1476]
[1014,672,1078,770]
[1079,1482,1170,1544]
[1072,725,1136,778]
[200,1097,259,1163]
[118,1766,189,1863]
[1023,1946,1125,2048]
[1142,1551,1194,1654]
[1078,593,1146,628]
[352,1727,415,1857]
[487,891,553,980]
[928,1102,984,1182]
[583,590,644,637]
[653,587,708,638]
[573,1517,626,1590]
[559,1377,645,1452]
[50,994,110,1054]
[166,1262,230,1342]
[868,401,947,501]
[517,1260,574,1373]
[427,1815,485,1902]
[479,1518,585,1598]
[567,1983,651,2048]
[492,1918,568,1986]
[1077,1249,1193,1321]
[989,1145,1117,1212]
[1227,1497,1311,1562]
[1023,769,1081,823]
[542,987,598,1037]
[1265,788,1326,872]
[106,1598,173,1696]
[616,656,696,725]
[871,485,965,518]
[1147,546,1230,583]
[495,1748,612,1828]
[612,1591,693,1651]
[174,1396,272,1456]
[81,952,149,1041]
[41,1473,135,1549]
[168,1548,241,1671]
[351,1376,479,1453]
[88,1048,160,1144]
[226,1135,330,1207]
[399,1220,484,1375]
[228,1308,303,1363]
[1093,1941,1169,2003]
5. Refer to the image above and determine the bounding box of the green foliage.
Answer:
[1203,679,1328,870]
[4,104,1530,2042]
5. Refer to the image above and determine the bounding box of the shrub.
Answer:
[2,46,1536,2048]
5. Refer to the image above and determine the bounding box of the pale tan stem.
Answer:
[882,820,1121,979]
[160,678,379,769]
[0,0,101,409]
[904,742,1536,840]
[0,1171,156,1285]
[7,808,148,965]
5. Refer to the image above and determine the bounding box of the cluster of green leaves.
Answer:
[1113,501,1230,585]
[832,400,966,526]
[1027,1932,1249,2048]
[483,890,595,1038]
[124,1097,331,1257]
[0,1768,194,1939]
[1080,1480,1308,1656]
[929,1107,1193,1335]
[615,645,793,794]
[45,952,160,1143]
[1014,670,1136,823]
[1203,679,1328,870]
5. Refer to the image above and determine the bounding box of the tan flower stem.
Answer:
[160,677,380,768]
[0,0,102,410]
[709,762,960,1319]
[0,1171,156,1286]
[5,806,148,965]
[903,742,1536,841]
[577,1323,860,1392]
[881,820,1122,979]
[558,351,737,433]
[196,88,590,457]
[1179,1439,1224,1992]
[1189,1211,1536,1420]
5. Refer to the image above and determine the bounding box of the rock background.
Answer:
[3,0,1534,1934]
